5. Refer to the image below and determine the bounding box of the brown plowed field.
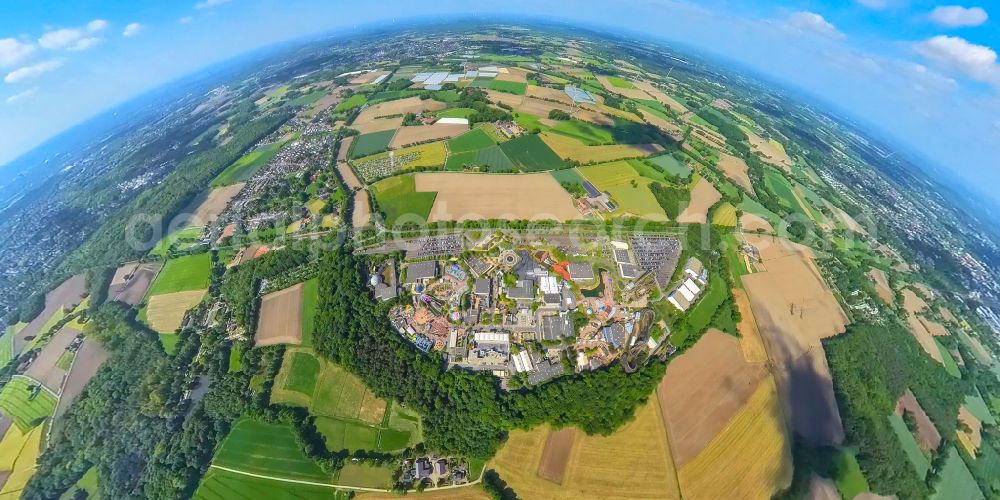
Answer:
[734,289,769,362]
[895,389,941,450]
[352,116,403,135]
[15,274,87,354]
[110,262,161,306]
[389,124,468,148]
[526,85,573,105]
[658,329,767,467]
[255,283,304,346]
[537,428,576,484]
[956,405,982,454]
[24,326,79,393]
[337,161,362,190]
[53,339,109,423]
[337,136,354,162]
[717,153,755,194]
[632,80,688,113]
[354,97,444,124]
[485,90,523,108]
[572,110,614,126]
[352,189,372,228]
[180,183,245,228]
[514,97,574,118]
[867,268,893,305]
[594,75,651,100]
[740,213,774,233]
[675,178,722,224]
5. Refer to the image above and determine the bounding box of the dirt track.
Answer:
[255,283,304,346]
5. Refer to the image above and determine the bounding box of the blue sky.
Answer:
[1,0,998,203]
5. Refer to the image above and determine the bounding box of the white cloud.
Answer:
[69,37,102,51]
[903,62,959,92]
[122,23,143,37]
[6,88,36,104]
[916,35,1000,87]
[195,0,230,9]
[179,16,194,24]
[38,28,84,49]
[87,19,109,32]
[0,38,34,67]
[787,11,845,39]
[4,60,63,83]
[856,0,890,9]
[930,6,988,27]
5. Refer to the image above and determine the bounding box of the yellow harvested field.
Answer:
[415,172,583,222]
[357,390,388,425]
[902,288,928,314]
[658,330,768,466]
[747,131,792,171]
[255,284,304,346]
[485,90,524,108]
[906,314,944,363]
[352,189,372,228]
[0,425,30,471]
[920,317,949,337]
[687,123,727,149]
[496,68,529,83]
[633,80,689,113]
[676,178,722,224]
[352,116,403,135]
[396,142,448,169]
[711,202,738,227]
[389,123,468,148]
[642,113,684,139]
[303,90,341,117]
[180,183,245,228]
[0,424,43,498]
[740,213,774,233]
[868,268,893,305]
[956,406,982,455]
[741,234,848,446]
[940,307,958,324]
[145,290,207,334]
[526,84,574,104]
[490,399,680,500]
[540,132,663,163]
[677,378,792,500]
[734,289,769,362]
[354,97,445,124]
[572,110,614,126]
[717,153,754,194]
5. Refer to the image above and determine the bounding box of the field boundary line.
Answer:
[210,464,483,492]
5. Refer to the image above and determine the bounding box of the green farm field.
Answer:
[335,463,394,489]
[148,226,204,258]
[212,139,289,187]
[447,128,495,153]
[445,151,477,171]
[887,413,930,478]
[578,161,667,221]
[687,273,730,333]
[146,252,212,296]
[475,145,516,172]
[194,468,345,500]
[498,134,564,171]
[648,154,691,177]
[371,174,436,226]
[350,130,396,159]
[300,278,319,346]
[488,79,527,95]
[763,169,808,218]
[930,447,983,500]
[0,376,57,431]
[549,119,613,145]
[833,450,870,500]
[213,419,331,483]
[606,76,634,88]
[437,107,477,119]
[334,93,367,112]
[287,90,326,107]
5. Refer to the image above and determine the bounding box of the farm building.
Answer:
[566,262,596,282]
[404,260,438,284]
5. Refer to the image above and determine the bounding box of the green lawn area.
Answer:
[301,278,318,347]
[687,273,729,332]
[487,79,527,95]
[447,128,495,153]
[763,168,808,218]
[194,467,343,500]
[722,233,749,287]
[211,139,290,187]
[58,466,100,500]
[0,328,14,367]
[936,339,962,378]
[513,112,551,132]
[887,413,930,478]
[628,158,672,185]
[55,350,74,371]
[431,90,462,102]
[438,107,477,119]
[385,402,423,450]
[833,450,870,500]
[605,76,634,89]
[213,419,331,483]
[287,90,326,107]
[0,376,57,431]
[498,134,565,171]
[739,194,781,227]
[649,154,691,178]
[160,333,180,354]
[371,174,436,226]
[476,145,516,172]
[148,226,205,258]
[965,389,997,424]
[349,130,396,159]
[228,345,243,373]
[578,161,666,221]
[335,463,394,489]
[285,351,321,396]
[445,151,477,171]
[930,447,983,500]
[147,252,212,296]
[368,90,422,103]
[315,417,380,452]
[961,441,1000,495]
[548,119,613,145]
[334,93,367,112]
